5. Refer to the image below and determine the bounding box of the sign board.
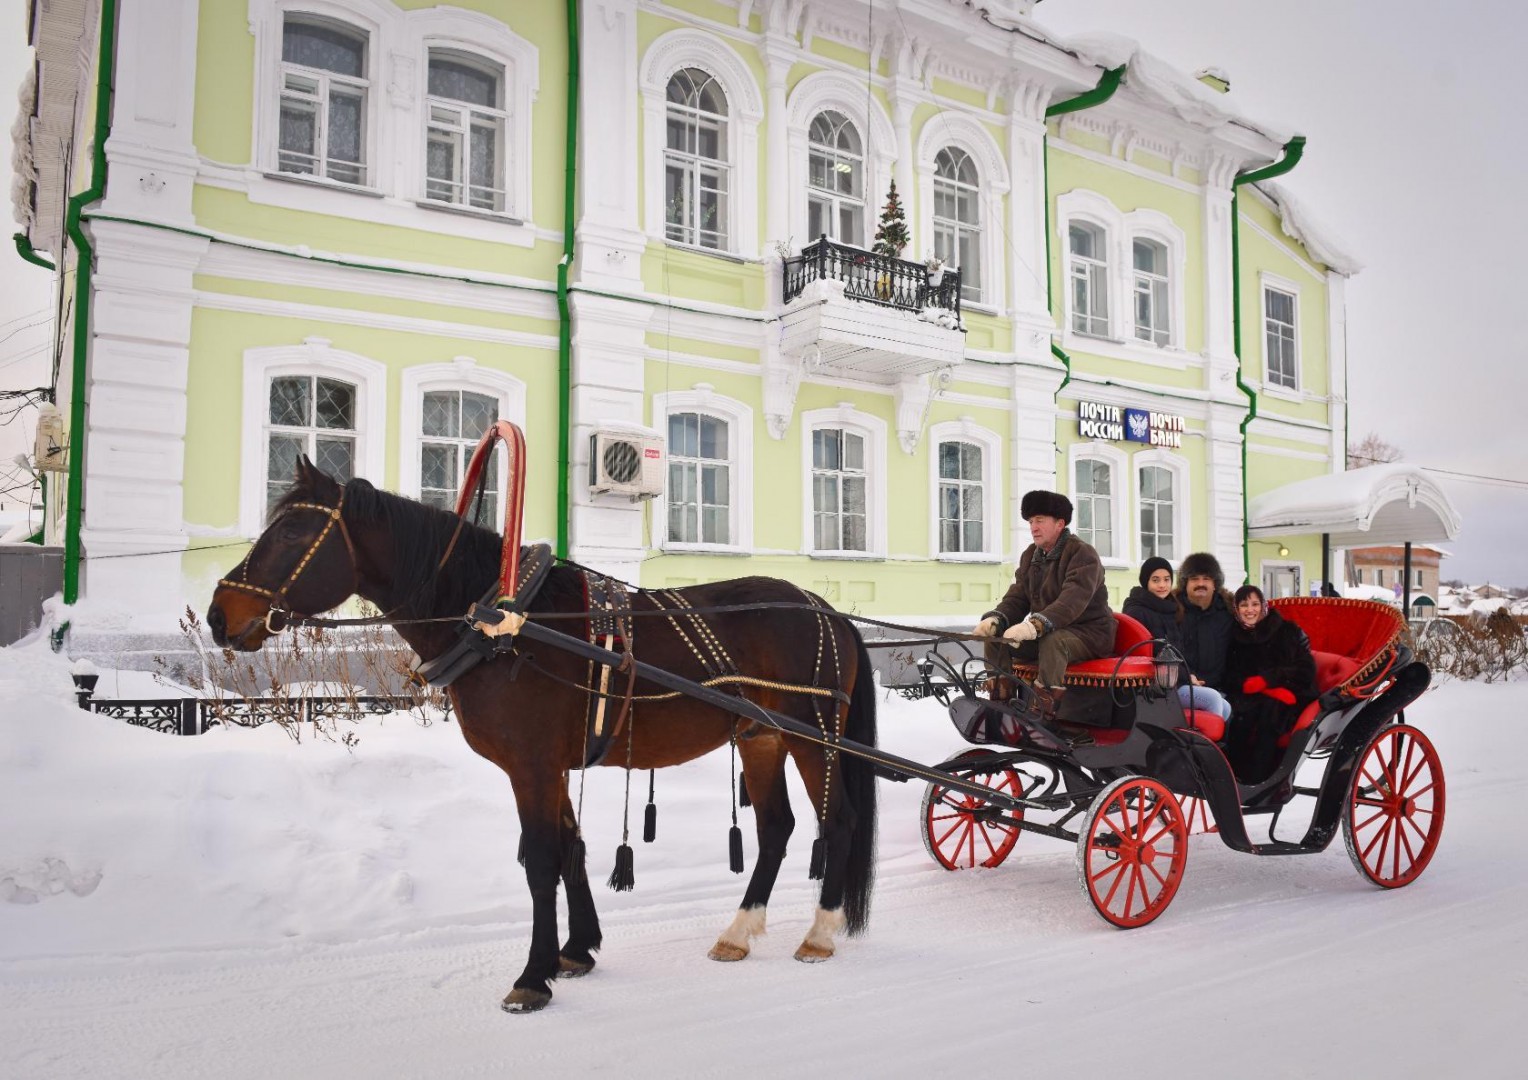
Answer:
[1078,400,1184,449]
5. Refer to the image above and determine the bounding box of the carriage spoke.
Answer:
[1345,724,1446,890]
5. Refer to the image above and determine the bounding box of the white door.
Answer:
[1262,561,1302,598]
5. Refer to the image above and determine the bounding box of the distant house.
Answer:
[1348,544,1445,619]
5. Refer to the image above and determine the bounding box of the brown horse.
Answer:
[207,459,877,1012]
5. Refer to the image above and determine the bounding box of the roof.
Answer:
[1248,464,1461,547]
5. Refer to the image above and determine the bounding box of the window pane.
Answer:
[283,19,366,78]
[702,506,728,545]
[699,416,725,459]
[813,473,838,514]
[962,486,982,523]
[963,520,982,552]
[940,484,959,519]
[315,378,355,430]
[267,434,305,493]
[327,87,364,177]
[843,509,866,551]
[469,122,500,209]
[269,376,309,427]
[428,56,499,108]
[422,391,456,438]
[813,429,838,471]
[938,441,959,479]
[278,98,318,172]
[421,442,453,490]
[960,443,981,479]
[843,432,864,471]
[461,392,498,440]
[941,521,958,553]
[815,513,837,551]
[842,476,866,516]
[314,436,354,482]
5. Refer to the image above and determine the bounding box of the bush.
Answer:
[1413,613,1527,683]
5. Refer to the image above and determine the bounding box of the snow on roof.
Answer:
[1259,182,1363,276]
[1344,583,1401,606]
[1060,32,1292,146]
[1247,464,1461,546]
[1468,597,1511,615]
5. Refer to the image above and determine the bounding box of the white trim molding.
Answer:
[397,357,527,503]
[1067,439,1130,569]
[801,403,888,559]
[639,28,763,258]
[651,386,756,554]
[239,338,388,537]
[928,418,1004,562]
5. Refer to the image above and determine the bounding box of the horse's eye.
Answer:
[279,523,304,542]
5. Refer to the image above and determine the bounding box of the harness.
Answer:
[218,490,357,634]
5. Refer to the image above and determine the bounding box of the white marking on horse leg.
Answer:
[794,906,845,963]
[708,905,767,962]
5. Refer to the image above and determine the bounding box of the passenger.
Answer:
[1173,552,1237,700]
[1222,584,1319,783]
[1123,556,1233,723]
[970,490,1115,716]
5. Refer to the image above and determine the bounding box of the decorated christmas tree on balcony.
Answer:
[872,180,909,258]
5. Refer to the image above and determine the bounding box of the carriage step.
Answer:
[1251,840,1317,856]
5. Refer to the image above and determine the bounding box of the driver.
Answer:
[970,490,1115,714]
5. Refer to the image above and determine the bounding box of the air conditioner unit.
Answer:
[588,428,665,499]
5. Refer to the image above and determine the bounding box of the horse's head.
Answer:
[208,457,359,650]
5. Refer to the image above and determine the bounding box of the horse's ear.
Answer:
[295,454,315,484]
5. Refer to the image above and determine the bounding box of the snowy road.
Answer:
[2,648,1525,1078]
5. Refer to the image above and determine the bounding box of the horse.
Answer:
[207,458,878,1013]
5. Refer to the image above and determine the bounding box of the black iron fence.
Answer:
[782,236,963,324]
[74,680,443,736]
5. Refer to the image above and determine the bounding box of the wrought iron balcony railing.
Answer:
[782,236,963,325]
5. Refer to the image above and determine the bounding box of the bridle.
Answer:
[218,488,358,634]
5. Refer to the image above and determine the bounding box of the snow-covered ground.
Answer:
[2,639,1524,1079]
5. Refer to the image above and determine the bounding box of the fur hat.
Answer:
[1138,556,1173,589]
[1020,490,1073,523]
[1177,551,1225,590]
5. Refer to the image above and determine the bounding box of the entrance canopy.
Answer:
[1248,464,1461,547]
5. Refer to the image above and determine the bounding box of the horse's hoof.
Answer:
[793,942,834,963]
[708,940,750,962]
[557,954,595,978]
[501,987,553,1013]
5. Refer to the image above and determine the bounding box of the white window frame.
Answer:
[1066,440,1129,569]
[245,0,539,245]
[801,405,887,559]
[421,48,509,214]
[1260,272,1302,394]
[640,30,762,258]
[1132,449,1191,565]
[785,70,896,254]
[240,339,387,538]
[927,419,1002,562]
[1132,237,1171,347]
[398,358,526,520]
[1125,210,1187,351]
[651,389,754,554]
[1068,217,1111,338]
[932,147,985,304]
[806,111,866,247]
[915,115,1008,313]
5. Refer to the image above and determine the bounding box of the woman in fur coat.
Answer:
[1222,584,1319,783]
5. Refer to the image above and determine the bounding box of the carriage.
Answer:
[913,599,1444,927]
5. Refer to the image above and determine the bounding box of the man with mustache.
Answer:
[971,490,1115,715]
[1174,551,1238,696]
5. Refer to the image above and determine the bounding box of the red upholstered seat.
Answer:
[1011,613,1160,687]
[1182,708,1226,741]
[1311,650,1361,695]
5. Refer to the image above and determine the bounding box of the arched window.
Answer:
[937,440,985,554]
[807,111,864,246]
[1133,238,1170,346]
[667,412,731,545]
[425,50,507,212]
[1073,456,1114,558]
[933,148,981,302]
[265,374,358,517]
[419,389,500,526]
[1139,463,1175,559]
[278,16,370,185]
[665,68,729,249]
[1069,221,1110,337]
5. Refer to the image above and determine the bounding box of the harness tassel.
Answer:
[608,842,635,892]
[728,824,745,874]
[643,770,657,843]
[564,834,588,886]
[808,832,826,881]
[738,777,751,808]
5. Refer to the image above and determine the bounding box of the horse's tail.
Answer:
[841,624,878,936]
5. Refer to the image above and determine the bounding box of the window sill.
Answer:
[657,543,750,557]
[935,552,1004,565]
[262,170,384,198]
[656,238,754,265]
[1260,384,1304,403]
[1060,331,1193,371]
[961,300,1001,317]
[1098,557,1132,571]
[808,550,886,562]
[415,199,524,227]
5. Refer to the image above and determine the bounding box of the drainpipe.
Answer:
[60,0,119,609]
[555,0,580,561]
[13,233,56,270]
[1042,67,1124,394]
[1230,135,1306,580]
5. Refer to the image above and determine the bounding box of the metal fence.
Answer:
[75,683,442,736]
[782,236,964,323]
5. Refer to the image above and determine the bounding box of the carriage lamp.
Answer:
[71,658,99,708]
[916,656,935,697]
[1153,659,1181,692]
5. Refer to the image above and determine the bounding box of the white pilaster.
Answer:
[1205,401,1248,587]
[575,0,645,289]
[1011,359,1066,556]
[889,81,918,256]
[1202,156,1238,372]
[1007,80,1052,364]
[763,42,791,250]
[1325,270,1348,470]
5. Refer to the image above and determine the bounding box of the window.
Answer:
[937,441,984,554]
[667,412,731,545]
[1073,457,1113,558]
[1414,569,1424,588]
[807,111,864,246]
[278,16,369,185]
[419,389,499,526]
[1133,238,1170,346]
[1355,568,1364,585]
[1069,221,1109,337]
[425,51,507,212]
[1264,285,1298,389]
[812,427,867,552]
[665,68,729,249]
[933,148,981,302]
[265,375,357,517]
[1139,464,1175,560]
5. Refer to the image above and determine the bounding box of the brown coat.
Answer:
[985,531,1117,659]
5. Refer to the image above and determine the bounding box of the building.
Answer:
[11,0,1364,634]
[1349,544,1444,619]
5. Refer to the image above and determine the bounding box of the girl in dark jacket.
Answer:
[1123,557,1233,723]
[1222,584,1319,783]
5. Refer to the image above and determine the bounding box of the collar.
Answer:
[1035,528,1071,562]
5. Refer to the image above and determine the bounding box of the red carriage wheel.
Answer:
[1178,795,1217,835]
[920,749,1024,871]
[1343,723,1446,888]
[1076,776,1188,929]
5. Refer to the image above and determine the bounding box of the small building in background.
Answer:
[1348,544,1446,620]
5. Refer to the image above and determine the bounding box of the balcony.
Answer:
[778,237,966,383]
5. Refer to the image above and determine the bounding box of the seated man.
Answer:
[971,490,1116,713]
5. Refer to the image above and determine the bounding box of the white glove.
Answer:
[971,616,1000,637]
[1002,618,1040,644]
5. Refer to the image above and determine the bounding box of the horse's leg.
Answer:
[709,731,794,962]
[503,775,565,1013]
[557,786,602,977]
[785,729,858,963]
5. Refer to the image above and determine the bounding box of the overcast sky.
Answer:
[1,2,1523,582]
